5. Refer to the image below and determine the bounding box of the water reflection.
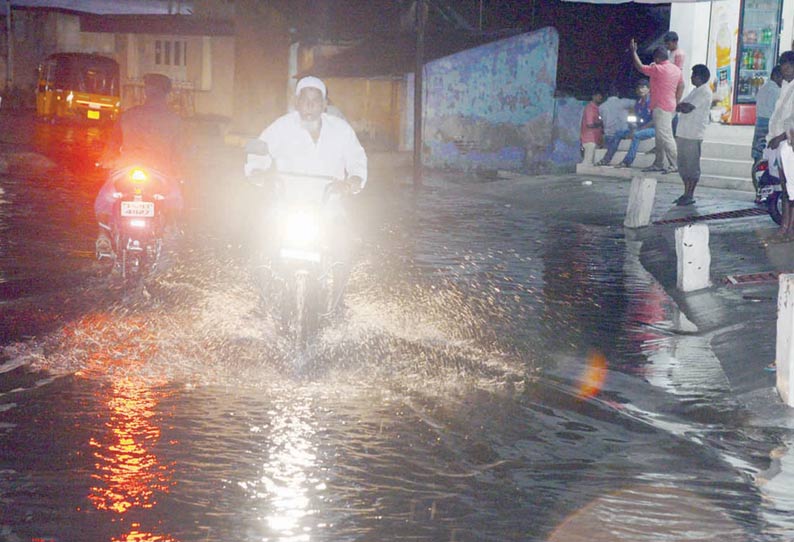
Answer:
[242,393,322,541]
[81,315,177,542]
[32,120,108,174]
[547,484,746,542]
[542,223,627,359]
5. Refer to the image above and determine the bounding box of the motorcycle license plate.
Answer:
[121,201,155,217]
[280,247,321,263]
[87,110,100,120]
[760,186,774,198]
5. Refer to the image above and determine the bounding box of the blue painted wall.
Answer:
[417,27,579,173]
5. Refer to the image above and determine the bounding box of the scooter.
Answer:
[245,140,352,350]
[752,158,784,225]
[98,165,167,282]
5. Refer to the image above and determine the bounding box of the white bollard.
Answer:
[776,274,794,406]
[675,223,711,292]
[624,176,657,228]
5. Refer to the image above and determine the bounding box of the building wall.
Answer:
[550,97,585,170]
[420,27,560,173]
[193,36,234,118]
[5,10,57,91]
[230,3,290,135]
[325,77,404,150]
[112,33,234,118]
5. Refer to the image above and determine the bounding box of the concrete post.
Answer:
[776,274,794,406]
[675,223,711,292]
[624,176,657,228]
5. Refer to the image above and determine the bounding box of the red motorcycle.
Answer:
[99,166,167,282]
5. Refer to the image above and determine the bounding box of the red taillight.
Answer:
[757,161,769,172]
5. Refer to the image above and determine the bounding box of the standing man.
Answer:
[630,40,684,174]
[579,90,604,166]
[753,65,783,162]
[596,89,635,166]
[766,52,794,238]
[674,64,713,206]
[615,78,655,168]
[664,31,686,71]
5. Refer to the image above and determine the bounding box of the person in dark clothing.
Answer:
[94,73,186,257]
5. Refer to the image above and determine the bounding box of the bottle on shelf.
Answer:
[744,50,753,69]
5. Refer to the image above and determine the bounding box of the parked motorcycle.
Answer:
[752,158,784,225]
[97,165,167,282]
[245,140,352,350]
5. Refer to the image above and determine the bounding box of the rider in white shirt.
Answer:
[246,76,367,194]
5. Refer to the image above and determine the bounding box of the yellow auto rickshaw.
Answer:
[36,53,120,122]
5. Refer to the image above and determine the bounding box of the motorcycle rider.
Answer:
[94,73,186,257]
[245,76,367,263]
[245,76,367,198]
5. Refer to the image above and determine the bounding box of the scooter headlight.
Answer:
[627,114,637,123]
[284,209,320,246]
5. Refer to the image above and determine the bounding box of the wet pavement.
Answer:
[1,109,794,541]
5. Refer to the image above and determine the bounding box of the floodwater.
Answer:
[0,116,792,541]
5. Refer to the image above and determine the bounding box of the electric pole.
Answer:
[5,0,12,93]
[413,0,426,187]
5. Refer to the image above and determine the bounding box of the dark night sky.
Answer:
[291,0,670,98]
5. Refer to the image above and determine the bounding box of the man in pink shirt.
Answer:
[630,40,684,173]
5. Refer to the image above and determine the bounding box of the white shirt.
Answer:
[246,111,368,186]
[598,97,635,136]
[756,79,781,120]
[676,84,712,140]
[768,79,794,142]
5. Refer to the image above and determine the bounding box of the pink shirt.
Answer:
[580,102,602,144]
[640,60,683,113]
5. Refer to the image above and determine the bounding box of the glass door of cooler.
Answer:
[736,0,783,104]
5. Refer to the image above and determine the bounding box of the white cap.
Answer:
[295,76,327,99]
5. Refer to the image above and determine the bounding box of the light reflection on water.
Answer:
[88,378,172,516]
[245,395,320,541]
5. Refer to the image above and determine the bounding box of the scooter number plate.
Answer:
[280,247,321,263]
[760,186,776,198]
[121,201,155,217]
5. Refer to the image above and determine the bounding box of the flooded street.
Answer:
[0,114,792,541]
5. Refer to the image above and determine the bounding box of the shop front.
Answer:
[671,0,794,125]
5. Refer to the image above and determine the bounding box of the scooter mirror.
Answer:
[245,139,269,156]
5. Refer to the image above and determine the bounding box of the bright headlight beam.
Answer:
[284,210,320,246]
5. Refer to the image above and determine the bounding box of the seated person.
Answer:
[615,79,655,168]
[596,88,635,166]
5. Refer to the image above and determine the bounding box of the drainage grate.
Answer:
[653,207,766,225]
[724,271,781,285]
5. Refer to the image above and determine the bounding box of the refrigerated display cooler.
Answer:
[733,0,783,124]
